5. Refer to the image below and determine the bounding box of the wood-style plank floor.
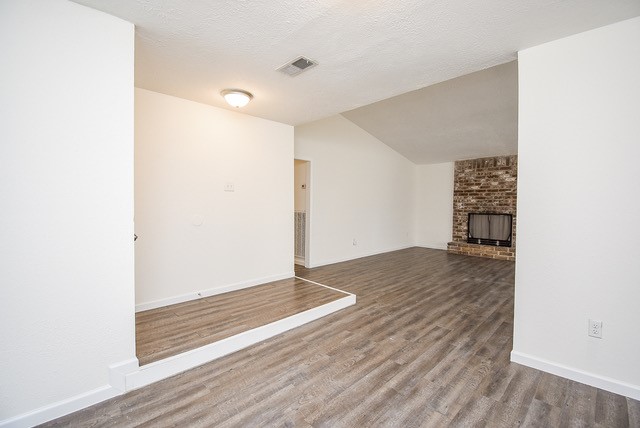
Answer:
[136,277,347,365]
[43,248,639,427]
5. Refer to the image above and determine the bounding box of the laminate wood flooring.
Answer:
[43,248,639,427]
[136,277,348,365]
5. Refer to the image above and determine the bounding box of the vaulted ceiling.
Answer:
[343,61,518,164]
[73,0,640,163]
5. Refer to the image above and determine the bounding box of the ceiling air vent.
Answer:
[277,56,318,77]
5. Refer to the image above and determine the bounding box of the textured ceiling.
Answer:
[71,0,639,162]
[342,61,518,164]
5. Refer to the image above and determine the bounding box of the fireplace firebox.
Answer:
[467,213,512,247]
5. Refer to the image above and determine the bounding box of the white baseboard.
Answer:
[308,244,413,268]
[109,358,140,392]
[2,279,354,428]
[1,356,143,427]
[135,271,295,312]
[415,242,449,251]
[510,350,640,400]
[0,385,121,428]
[124,291,356,390]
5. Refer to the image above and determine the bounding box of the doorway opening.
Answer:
[294,159,310,267]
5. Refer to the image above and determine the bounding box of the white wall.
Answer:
[514,17,640,399]
[295,115,415,267]
[414,163,454,249]
[135,89,294,309]
[0,0,135,422]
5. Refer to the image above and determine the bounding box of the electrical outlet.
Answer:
[588,319,603,338]
[224,182,235,192]
[352,238,357,246]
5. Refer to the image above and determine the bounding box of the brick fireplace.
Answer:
[447,155,517,261]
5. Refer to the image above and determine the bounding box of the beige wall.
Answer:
[414,163,454,250]
[135,88,294,309]
[294,160,308,212]
[295,115,416,267]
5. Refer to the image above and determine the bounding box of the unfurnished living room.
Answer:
[2,1,640,427]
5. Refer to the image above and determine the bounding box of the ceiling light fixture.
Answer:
[220,89,253,108]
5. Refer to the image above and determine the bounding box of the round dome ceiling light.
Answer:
[220,89,253,108]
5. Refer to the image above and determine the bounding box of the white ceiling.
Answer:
[73,0,640,162]
[342,61,518,164]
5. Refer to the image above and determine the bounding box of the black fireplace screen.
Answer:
[467,213,512,247]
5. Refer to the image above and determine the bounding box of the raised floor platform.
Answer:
[120,276,355,390]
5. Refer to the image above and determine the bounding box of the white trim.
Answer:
[415,242,449,251]
[295,276,355,297]
[109,358,140,392]
[2,278,352,427]
[308,244,413,268]
[135,271,294,312]
[510,350,640,400]
[0,385,121,428]
[123,293,355,390]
